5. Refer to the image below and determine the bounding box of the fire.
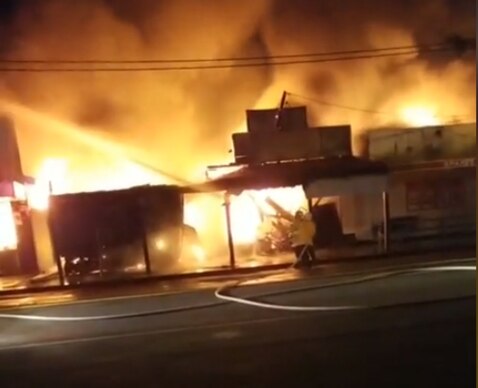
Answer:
[185,187,306,249]
[253,187,307,216]
[80,160,164,193]
[230,186,306,245]
[2,101,343,267]
[230,194,262,244]
[0,200,17,250]
[400,106,440,127]
[26,157,165,211]
[27,158,68,211]
[184,200,207,232]
[191,244,206,263]
[182,186,306,265]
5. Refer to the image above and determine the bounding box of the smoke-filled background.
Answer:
[0,0,475,189]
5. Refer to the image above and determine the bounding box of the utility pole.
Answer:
[275,91,288,130]
[382,191,390,254]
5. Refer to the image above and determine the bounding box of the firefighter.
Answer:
[290,210,316,268]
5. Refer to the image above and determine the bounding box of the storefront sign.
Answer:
[444,158,475,168]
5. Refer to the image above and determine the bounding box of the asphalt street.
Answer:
[0,248,473,309]
[0,256,475,387]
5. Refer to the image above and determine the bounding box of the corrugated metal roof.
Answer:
[186,156,388,193]
[51,184,183,200]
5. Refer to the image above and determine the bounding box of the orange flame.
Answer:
[400,105,440,127]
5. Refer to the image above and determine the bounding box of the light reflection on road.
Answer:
[0,293,76,308]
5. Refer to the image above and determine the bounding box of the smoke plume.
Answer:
[0,0,475,187]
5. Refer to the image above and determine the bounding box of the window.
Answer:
[406,178,466,211]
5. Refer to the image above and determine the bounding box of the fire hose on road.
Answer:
[214,264,476,311]
[0,260,474,321]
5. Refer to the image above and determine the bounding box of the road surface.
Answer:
[0,248,473,308]
[0,255,475,387]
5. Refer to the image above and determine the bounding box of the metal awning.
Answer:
[183,156,391,270]
[304,174,388,198]
[185,156,388,195]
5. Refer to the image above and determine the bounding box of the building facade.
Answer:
[340,123,476,243]
[0,117,39,275]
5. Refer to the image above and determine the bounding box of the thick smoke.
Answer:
[257,0,475,132]
[0,0,273,183]
[0,0,475,185]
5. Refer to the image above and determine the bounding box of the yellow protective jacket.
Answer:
[290,217,316,247]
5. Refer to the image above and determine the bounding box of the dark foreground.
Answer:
[0,258,475,388]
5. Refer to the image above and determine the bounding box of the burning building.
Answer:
[0,116,37,276]
[48,185,185,284]
[0,0,474,285]
[0,100,475,287]
[188,105,390,267]
[0,101,390,283]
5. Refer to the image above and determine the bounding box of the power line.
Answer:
[0,43,446,64]
[288,92,394,117]
[0,47,453,72]
[288,92,473,123]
